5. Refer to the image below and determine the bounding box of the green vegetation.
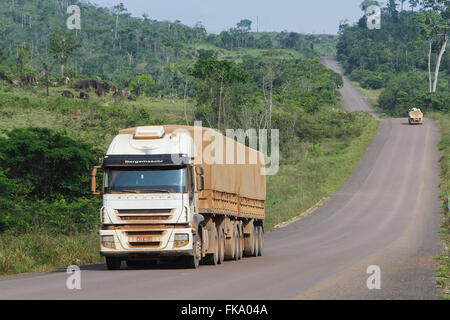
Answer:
[0,232,100,275]
[338,0,449,115]
[429,111,450,299]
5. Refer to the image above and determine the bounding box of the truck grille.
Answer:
[116,209,174,222]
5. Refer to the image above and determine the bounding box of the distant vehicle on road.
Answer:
[408,108,424,125]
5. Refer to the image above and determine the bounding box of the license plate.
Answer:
[128,236,155,242]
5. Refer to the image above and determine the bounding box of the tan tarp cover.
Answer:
[164,125,266,201]
[120,126,266,202]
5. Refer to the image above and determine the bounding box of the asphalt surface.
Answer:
[0,58,442,300]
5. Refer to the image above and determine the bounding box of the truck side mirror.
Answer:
[90,166,102,195]
[198,176,205,192]
[195,166,205,192]
[195,166,204,176]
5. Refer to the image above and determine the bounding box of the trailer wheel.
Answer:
[239,227,244,260]
[244,224,256,257]
[254,227,259,257]
[224,226,236,260]
[217,227,225,264]
[257,226,264,256]
[234,226,243,260]
[233,226,240,261]
[106,257,121,270]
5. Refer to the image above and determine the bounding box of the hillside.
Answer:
[0,0,335,94]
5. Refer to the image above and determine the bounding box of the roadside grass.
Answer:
[265,112,379,230]
[428,111,450,299]
[353,82,450,299]
[0,232,100,276]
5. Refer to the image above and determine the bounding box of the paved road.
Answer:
[0,58,442,300]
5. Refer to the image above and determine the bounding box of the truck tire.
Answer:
[257,226,264,256]
[186,237,202,269]
[204,227,218,265]
[234,226,242,260]
[239,227,244,260]
[106,257,121,270]
[254,227,259,257]
[244,224,256,257]
[217,227,225,264]
[224,226,237,260]
[233,226,240,261]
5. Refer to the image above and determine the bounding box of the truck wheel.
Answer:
[257,226,264,256]
[254,227,259,257]
[186,237,201,269]
[204,227,218,265]
[234,226,242,260]
[244,224,256,257]
[106,257,121,270]
[239,227,244,260]
[224,226,236,260]
[233,227,240,261]
[217,227,225,264]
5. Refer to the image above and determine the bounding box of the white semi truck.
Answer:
[91,125,266,269]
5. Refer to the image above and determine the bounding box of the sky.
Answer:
[90,0,369,35]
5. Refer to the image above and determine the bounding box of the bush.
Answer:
[0,127,101,201]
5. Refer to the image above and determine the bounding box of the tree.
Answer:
[112,3,127,41]
[49,30,80,76]
[130,74,156,96]
[237,19,252,33]
[387,0,399,21]
[190,57,248,129]
[0,127,99,201]
[39,56,58,97]
[16,44,31,76]
[415,9,449,92]
[0,46,7,65]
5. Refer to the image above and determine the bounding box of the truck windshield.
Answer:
[104,167,187,193]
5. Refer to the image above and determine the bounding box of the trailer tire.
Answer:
[244,224,256,257]
[224,225,237,260]
[233,226,240,261]
[254,227,259,257]
[257,226,264,256]
[217,227,225,264]
[106,257,121,270]
[234,226,242,260]
[239,227,244,260]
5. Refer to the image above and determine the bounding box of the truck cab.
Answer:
[92,126,203,269]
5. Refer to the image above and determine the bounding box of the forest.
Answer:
[337,0,449,115]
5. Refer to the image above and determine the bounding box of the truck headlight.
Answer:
[174,233,189,248]
[102,235,116,249]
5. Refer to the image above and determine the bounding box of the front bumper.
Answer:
[101,249,194,258]
[99,227,194,256]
